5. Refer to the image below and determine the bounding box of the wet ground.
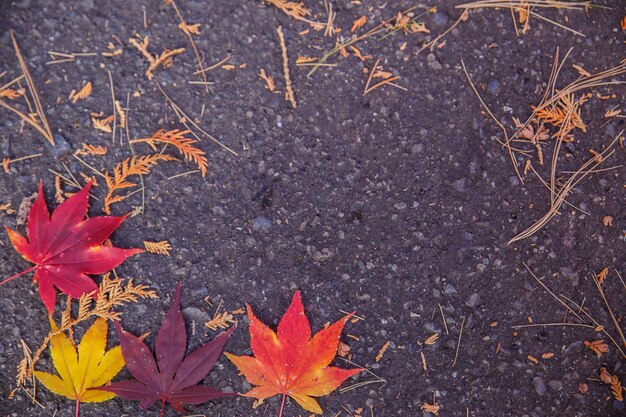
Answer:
[0,1,624,416]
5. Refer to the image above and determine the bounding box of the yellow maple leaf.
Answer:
[34,318,124,413]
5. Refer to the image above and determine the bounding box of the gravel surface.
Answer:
[0,1,624,416]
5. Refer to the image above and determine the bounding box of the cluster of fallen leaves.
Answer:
[1,182,362,417]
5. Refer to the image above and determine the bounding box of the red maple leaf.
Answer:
[226,291,362,416]
[99,283,236,416]
[2,181,142,313]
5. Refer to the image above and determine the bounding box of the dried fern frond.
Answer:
[131,129,207,176]
[129,34,155,64]
[103,154,177,214]
[144,240,172,256]
[114,100,126,128]
[69,81,92,103]
[533,93,586,134]
[17,274,157,387]
[54,176,65,203]
[259,68,276,92]
[129,34,185,80]
[295,56,316,65]
[147,48,185,80]
[264,0,311,19]
[421,402,440,415]
[351,15,367,32]
[610,375,623,401]
[277,26,296,109]
[179,22,201,36]
[78,143,108,156]
[79,173,99,187]
[0,202,15,214]
[92,114,114,133]
[205,311,237,331]
[0,88,24,100]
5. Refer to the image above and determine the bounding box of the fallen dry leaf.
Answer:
[584,340,609,357]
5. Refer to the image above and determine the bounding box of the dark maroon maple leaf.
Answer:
[2,181,142,313]
[98,283,236,416]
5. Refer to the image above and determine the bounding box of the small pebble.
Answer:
[533,377,547,396]
[251,215,272,233]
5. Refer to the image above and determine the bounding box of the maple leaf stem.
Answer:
[160,399,165,417]
[278,393,287,417]
[75,399,80,417]
[0,265,37,286]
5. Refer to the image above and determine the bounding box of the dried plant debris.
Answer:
[258,68,276,92]
[584,340,609,357]
[0,202,15,214]
[128,34,185,80]
[130,129,208,176]
[262,0,328,31]
[69,81,92,103]
[456,1,590,37]
[0,33,55,145]
[0,88,24,99]
[144,240,173,256]
[421,401,441,415]
[599,368,624,402]
[103,154,178,214]
[308,5,434,76]
[276,26,296,108]
[76,143,108,156]
[205,311,237,331]
[91,114,114,133]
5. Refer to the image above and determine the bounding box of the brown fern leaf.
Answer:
[205,311,237,331]
[351,15,367,32]
[0,88,25,100]
[295,56,316,64]
[69,81,92,103]
[533,93,586,135]
[143,240,172,256]
[147,48,185,80]
[131,129,208,176]
[610,375,624,401]
[259,68,276,92]
[103,154,177,214]
[80,143,108,156]
[265,0,311,19]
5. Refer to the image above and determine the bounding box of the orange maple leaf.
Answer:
[225,291,362,415]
